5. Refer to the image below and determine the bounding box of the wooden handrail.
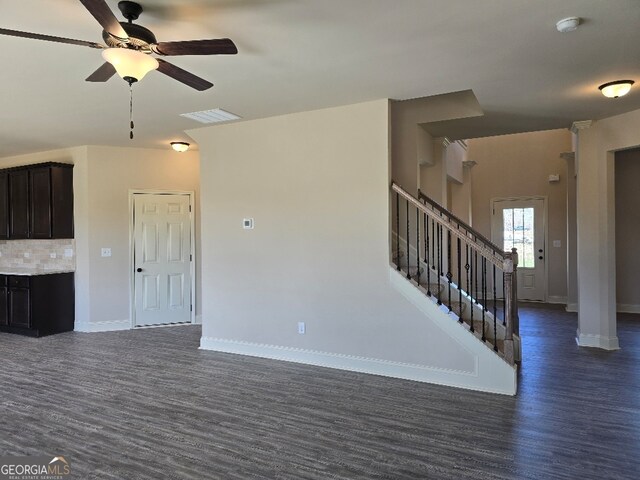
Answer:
[417,189,503,255]
[392,182,511,269]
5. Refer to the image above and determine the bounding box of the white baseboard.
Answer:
[74,319,130,333]
[617,303,640,314]
[547,296,567,305]
[200,336,514,395]
[565,303,578,313]
[576,331,620,350]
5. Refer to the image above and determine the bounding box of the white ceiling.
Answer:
[1,0,640,157]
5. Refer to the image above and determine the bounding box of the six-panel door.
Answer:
[133,194,192,327]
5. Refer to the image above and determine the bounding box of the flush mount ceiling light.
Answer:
[599,80,635,98]
[556,17,581,33]
[170,142,190,153]
[101,48,159,84]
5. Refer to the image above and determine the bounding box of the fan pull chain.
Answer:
[129,82,134,140]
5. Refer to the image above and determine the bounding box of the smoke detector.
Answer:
[556,17,581,33]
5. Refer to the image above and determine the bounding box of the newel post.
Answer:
[503,249,518,365]
[510,248,519,337]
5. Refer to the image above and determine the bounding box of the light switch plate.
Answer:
[64,249,73,257]
[101,248,112,257]
[553,240,562,248]
[23,252,30,258]
[50,253,57,259]
[297,322,306,334]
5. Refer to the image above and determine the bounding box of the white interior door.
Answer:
[491,198,546,301]
[133,194,192,327]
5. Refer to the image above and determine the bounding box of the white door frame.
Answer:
[129,190,196,328]
[490,195,548,302]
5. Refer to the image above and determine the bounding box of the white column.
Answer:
[560,151,577,312]
[419,137,450,207]
[574,120,620,350]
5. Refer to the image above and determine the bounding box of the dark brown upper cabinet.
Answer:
[49,165,74,238]
[0,172,8,240]
[29,167,52,238]
[0,162,73,239]
[9,170,30,239]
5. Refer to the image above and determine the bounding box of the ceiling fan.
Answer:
[0,0,238,91]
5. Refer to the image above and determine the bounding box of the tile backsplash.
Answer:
[0,239,76,271]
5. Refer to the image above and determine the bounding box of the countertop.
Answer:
[0,269,75,276]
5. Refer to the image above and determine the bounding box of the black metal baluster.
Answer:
[437,223,442,305]
[426,216,431,296]
[481,256,486,342]
[474,250,479,304]
[469,246,474,332]
[406,199,410,280]
[447,230,452,311]
[502,272,506,326]
[416,208,420,286]
[396,192,400,271]
[458,238,463,323]
[431,218,436,268]
[493,263,498,351]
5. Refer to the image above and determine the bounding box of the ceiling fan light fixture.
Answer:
[102,47,158,82]
[598,80,634,98]
[170,142,190,153]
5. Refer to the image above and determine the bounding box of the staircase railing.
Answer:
[391,182,519,364]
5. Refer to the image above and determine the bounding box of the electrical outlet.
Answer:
[101,248,112,257]
[50,253,57,259]
[23,252,30,258]
[553,240,562,248]
[64,249,73,257]
[297,322,306,334]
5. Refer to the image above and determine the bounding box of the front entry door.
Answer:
[491,198,545,301]
[133,194,192,327]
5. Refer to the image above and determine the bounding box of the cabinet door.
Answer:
[29,167,52,239]
[9,170,30,239]
[50,166,74,238]
[0,287,7,326]
[8,288,31,328]
[0,172,8,239]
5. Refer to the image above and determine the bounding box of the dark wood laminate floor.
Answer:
[1,305,639,479]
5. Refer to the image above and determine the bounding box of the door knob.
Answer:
[538,249,543,253]
[136,268,143,273]
[538,256,543,260]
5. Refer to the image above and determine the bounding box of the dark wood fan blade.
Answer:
[0,28,103,49]
[78,0,128,40]
[86,62,117,82]
[156,59,213,91]
[152,38,237,56]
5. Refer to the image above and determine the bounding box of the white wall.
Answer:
[190,100,516,394]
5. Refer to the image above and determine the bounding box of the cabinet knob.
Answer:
[136,268,143,273]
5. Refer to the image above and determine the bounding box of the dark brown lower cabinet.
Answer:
[0,273,74,337]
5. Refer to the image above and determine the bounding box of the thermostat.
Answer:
[243,218,254,229]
